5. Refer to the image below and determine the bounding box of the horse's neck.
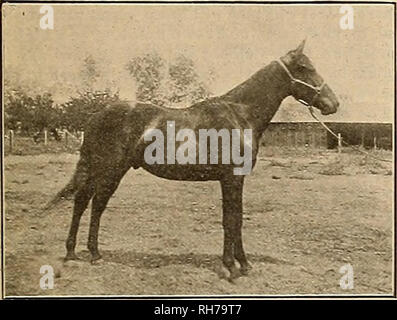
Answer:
[222,61,291,133]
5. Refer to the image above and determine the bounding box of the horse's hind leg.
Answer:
[65,183,94,261]
[87,170,127,263]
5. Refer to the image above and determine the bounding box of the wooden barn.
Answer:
[262,100,393,150]
[262,122,326,148]
[262,122,393,150]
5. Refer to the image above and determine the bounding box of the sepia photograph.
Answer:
[1,2,395,298]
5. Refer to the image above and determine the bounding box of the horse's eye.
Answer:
[298,63,314,72]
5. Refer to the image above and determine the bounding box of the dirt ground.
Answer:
[3,148,394,296]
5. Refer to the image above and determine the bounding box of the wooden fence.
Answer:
[262,122,328,148]
[262,122,392,150]
[5,129,84,155]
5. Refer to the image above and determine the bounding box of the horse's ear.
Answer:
[295,39,306,55]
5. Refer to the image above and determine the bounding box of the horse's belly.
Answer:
[141,163,229,181]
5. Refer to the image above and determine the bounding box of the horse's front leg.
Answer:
[220,176,249,280]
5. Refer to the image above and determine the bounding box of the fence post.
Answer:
[9,130,14,154]
[65,130,69,147]
[44,130,48,146]
[312,131,317,149]
[374,136,377,150]
[80,131,84,146]
[338,133,342,153]
[361,131,365,148]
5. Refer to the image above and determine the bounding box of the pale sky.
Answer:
[3,3,395,122]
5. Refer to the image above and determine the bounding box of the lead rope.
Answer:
[308,106,393,163]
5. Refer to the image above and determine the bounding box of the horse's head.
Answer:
[280,40,339,115]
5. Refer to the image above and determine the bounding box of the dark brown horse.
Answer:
[47,41,339,280]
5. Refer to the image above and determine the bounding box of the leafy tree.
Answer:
[31,93,59,132]
[5,89,31,132]
[126,53,165,105]
[60,90,120,131]
[126,53,211,106]
[58,55,121,131]
[168,55,211,104]
[4,88,59,134]
[80,55,100,90]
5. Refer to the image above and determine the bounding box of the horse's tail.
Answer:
[44,146,91,211]
[44,176,76,211]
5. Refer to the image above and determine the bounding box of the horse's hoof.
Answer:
[64,253,79,262]
[217,265,231,280]
[228,274,241,284]
[240,267,249,276]
[63,259,83,268]
[90,255,103,265]
[240,263,252,276]
[227,268,241,282]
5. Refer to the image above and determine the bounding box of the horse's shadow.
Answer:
[76,249,292,278]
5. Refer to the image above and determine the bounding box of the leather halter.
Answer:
[277,59,326,107]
